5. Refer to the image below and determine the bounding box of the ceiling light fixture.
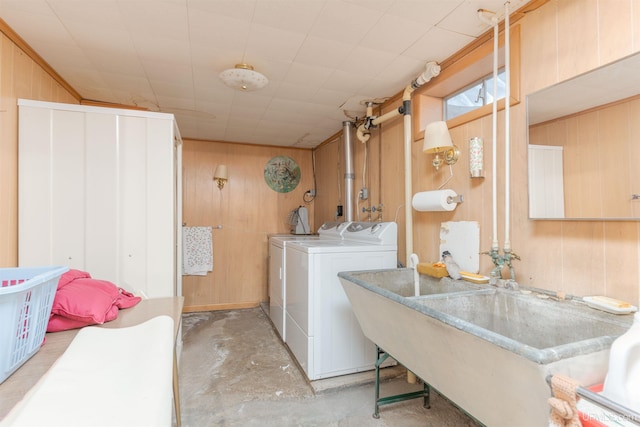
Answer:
[219,63,268,92]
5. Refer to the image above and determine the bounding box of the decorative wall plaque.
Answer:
[264,156,301,193]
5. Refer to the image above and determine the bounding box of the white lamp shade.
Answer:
[219,64,268,91]
[214,165,228,180]
[423,121,453,153]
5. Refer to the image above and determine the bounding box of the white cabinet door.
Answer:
[118,115,176,298]
[18,100,180,298]
[85,112,119,279]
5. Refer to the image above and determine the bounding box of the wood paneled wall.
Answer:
[181,139,314,311]
[313,0,640,303]
[312,122,390,229]
[0,27,79,267]
[513,0,640,301]
[2,0,640,309]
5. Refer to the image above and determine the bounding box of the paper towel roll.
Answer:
[412,190,458,212]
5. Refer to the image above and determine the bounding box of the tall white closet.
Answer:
[18,99,182,298]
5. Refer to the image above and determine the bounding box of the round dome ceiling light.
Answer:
[219,63,268,91]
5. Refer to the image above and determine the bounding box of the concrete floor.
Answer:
[177,307,481,426]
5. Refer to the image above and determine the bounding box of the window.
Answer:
[444,69,506,120]
[412,24,520,138]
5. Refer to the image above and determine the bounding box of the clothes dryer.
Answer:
[284,222,397,380]
[268,221,351,341]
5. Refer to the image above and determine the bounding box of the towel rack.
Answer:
[182,223,223,229]
[546,375,640,423]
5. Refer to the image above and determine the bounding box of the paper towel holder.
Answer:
[448,194,464,204]
[412,190,464,212]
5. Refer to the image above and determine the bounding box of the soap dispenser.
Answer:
[602,311,640,412]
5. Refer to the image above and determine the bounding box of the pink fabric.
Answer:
[47,269,142,332]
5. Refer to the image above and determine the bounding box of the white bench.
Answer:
[0,297,183,427]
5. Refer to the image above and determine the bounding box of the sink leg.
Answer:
[372,345,431,419]
[423,380,430,409]
[373,345,387,419]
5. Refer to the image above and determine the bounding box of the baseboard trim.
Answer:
[182,302,260,313]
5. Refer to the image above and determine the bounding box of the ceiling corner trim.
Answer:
[0,17,82,102]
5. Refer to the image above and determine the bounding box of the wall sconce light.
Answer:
[214,165,228,189]
[423,121,459,171]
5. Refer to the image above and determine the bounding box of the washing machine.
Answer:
[268,221,351,341]
[284,221,398,380]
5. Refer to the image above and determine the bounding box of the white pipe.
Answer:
[372,109,401,126]
[477,8,497,26]
[409,253,420,296]
[356,125,371,144]
[491,20,500,251]
[355,105,401,144]
[504,1,511,252]
[402,61,440,266]
[479,8,500,252]
[403,101,413,266]
[354,61,440,267]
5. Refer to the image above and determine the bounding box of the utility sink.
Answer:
[410,288,631,361]
[337,268,635,427]
[338,268,482,298]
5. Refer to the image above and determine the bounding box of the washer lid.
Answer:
[287,239,396,253]
[270,235,320,247]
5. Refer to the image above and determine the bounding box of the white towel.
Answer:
[182,226,213,275]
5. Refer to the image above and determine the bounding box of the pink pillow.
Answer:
[47,270,142,332]
[48,308,118,332]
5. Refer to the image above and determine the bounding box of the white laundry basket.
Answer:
[0,266,68,384]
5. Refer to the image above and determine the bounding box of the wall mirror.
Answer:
[527,52,640,220]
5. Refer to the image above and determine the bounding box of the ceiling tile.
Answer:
[117,0,189,41]
[132,35,191,65]
[404,27,474,63]
[359,13,429,55]
[338,46,398,78]
[309,0,382,45]
[293,36,355,69]
[49,1,125,30]
[244,23,306,63]
[0,0,529,147]
[253,0,325,34]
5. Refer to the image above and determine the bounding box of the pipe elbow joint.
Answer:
[425,61,441,79]
[414,61,441,87]
[364,116,377,130]
[356,124,371,144]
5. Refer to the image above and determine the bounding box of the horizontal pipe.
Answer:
[574,386,640,423]
[546,375,640,423]
[371,108,401,126]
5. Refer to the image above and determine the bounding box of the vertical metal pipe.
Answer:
[343,121,355,222]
